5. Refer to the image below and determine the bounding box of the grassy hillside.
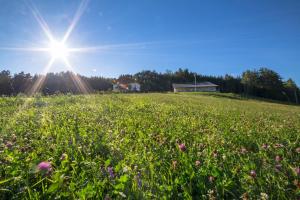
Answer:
[0,93,299,199]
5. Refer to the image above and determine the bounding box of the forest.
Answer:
[0,67,299,104]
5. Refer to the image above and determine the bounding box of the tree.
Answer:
[0,70,13,95]
[258,68,283,90]
[0,68,297,104]
[224,74,243,93]
[256,68,284,100]
[134,70,165,92]
[117,74,134,84]
[88,76,112,92]
[12,72,32,94]
[283,78,299,103]
[241,70,259,96]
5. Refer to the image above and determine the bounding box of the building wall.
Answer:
[174,86,217,92]
[113,83,141,92]
[113,84,118,91]
[129,83,141,91]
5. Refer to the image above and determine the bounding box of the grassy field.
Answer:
[0,93,299,199]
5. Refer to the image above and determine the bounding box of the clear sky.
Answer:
[0,0,299,85]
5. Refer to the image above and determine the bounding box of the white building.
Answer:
[113,82,141,92]
[172,82,218,92]
[128,83,141,91]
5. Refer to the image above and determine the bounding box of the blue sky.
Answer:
[0,0,299,85]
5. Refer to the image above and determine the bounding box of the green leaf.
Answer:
[47,182,60,193]
[119,175,128,183]
[0,178,12,185]
[105,158,111,167]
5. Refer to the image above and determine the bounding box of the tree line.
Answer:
[0,67,299,104]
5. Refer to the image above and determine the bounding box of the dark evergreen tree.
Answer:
[0,68,298,104]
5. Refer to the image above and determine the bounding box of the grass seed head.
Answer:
[172,160,178,169]
[60,153,68,161]
[294,167,300,176]
[240,147,248,154]
[274,143,284,148]
[260,192,269,200]
[275,164,282,172]
[208,176,215,183]
[261,144,269,149]
[275,155,282,163]
[11,134,17,142]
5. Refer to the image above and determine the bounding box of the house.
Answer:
[128,83,141,91]
[172,82,218,92]
[113,82,141,92]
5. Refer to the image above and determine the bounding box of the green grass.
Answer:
[0,93,299,199]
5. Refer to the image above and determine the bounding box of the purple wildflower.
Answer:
[5,141,13,149]
[250,170,256,178]
[296,147,300,153]
[136,171,142,188]
[178,143,186,152]
[37,161,52,173]
[107,166,114,178]
[195,160,201,167]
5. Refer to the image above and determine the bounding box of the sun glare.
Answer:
[0,0,92,94]
[49,41,69,59]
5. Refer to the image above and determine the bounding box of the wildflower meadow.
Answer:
[0,93,299,199]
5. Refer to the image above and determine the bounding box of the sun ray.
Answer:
[0,47,49,52]
[68,42,153,52]
[2,96,35,135]
[62,58,91,94]
[28,58,55,95]
[62,0,90,43]
[0,0,93,134]
[26,0,55,42]
[2,58,56,134]
[0,0,161,96]
[67,41,172,53]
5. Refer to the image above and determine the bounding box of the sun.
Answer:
[48,41,69,59]
[0,0,92,94]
